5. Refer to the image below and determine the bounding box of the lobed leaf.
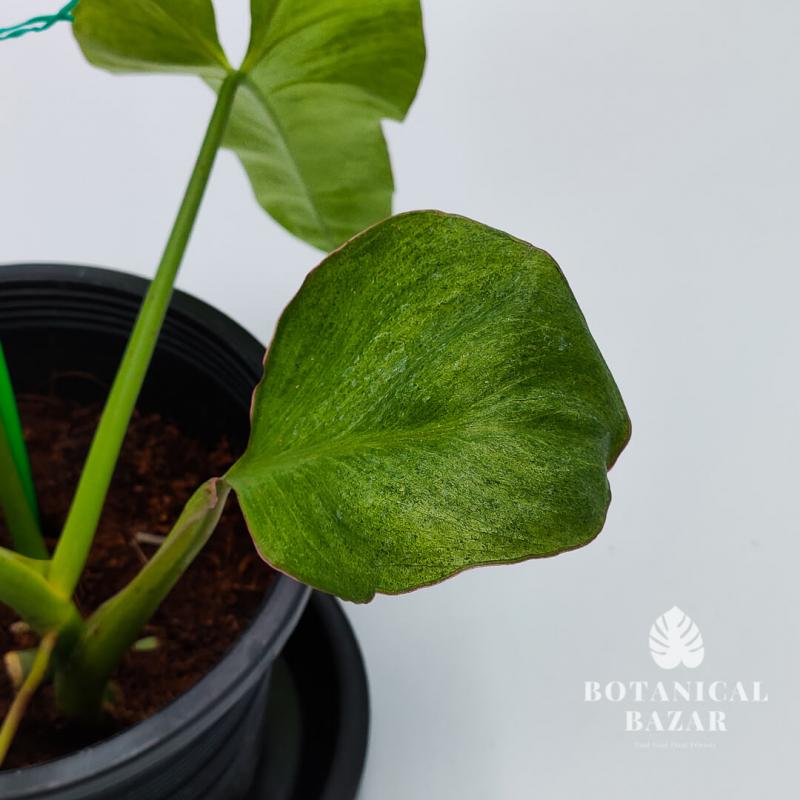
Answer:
[227,212,631,602]
[72,0,425,250]
[219,0,425,250]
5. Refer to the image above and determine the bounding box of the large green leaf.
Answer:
[227,212,631,602]
[72,0,425,251]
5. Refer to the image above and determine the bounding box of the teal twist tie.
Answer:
[0,1,79,41]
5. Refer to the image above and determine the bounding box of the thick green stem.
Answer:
[49,72,242,596]
[0,547,78,634]
[55,479,230,719]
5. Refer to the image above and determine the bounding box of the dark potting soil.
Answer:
[0,394,274,770]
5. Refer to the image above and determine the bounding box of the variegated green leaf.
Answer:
[227,212,630,601]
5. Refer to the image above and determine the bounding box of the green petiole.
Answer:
[48,70,242,597]
[0,345,46,559]
[0,344,38,517]
[0,547,78,635]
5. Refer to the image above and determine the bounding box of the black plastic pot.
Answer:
[0,264,311,799]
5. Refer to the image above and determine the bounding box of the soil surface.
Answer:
[0,394,273,770]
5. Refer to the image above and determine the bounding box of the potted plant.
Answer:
[0,0,631,797]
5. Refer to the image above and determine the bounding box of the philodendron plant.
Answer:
[0,0,630,765]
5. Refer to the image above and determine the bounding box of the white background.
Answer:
[1,1,795,797]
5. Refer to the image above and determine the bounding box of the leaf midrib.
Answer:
[239,76,336,249]
[229,415,522,484]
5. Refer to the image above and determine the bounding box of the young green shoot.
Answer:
[0,344,45,558]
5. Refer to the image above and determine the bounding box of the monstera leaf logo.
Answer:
[648,606,704,669]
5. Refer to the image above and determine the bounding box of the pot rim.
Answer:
[0,262,311,793]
